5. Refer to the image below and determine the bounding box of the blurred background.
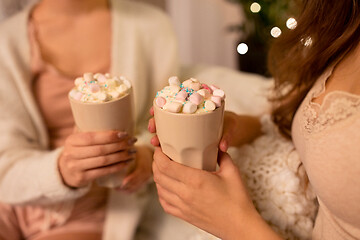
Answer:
[0,0,296,76]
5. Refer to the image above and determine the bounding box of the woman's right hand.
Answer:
[58,131,137,188]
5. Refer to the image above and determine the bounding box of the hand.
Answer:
[116,145,154,193]
[153,148,280,240]
[58,131,136,188]
[152,147,253,239]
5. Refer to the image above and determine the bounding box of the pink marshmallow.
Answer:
[201,83,212,93]
[176,91,188,101]
[155,97,166,108]
[211,96,222,107]
[189,93,204,105]
[210,85,219,92]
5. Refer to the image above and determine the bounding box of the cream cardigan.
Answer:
[0,0,178,208]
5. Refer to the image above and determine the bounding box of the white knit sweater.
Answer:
[0,0,178,220]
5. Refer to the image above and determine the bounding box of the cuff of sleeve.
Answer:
[37,147,90,203]
[135,130,154,149]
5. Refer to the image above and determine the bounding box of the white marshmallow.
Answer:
[168,76,181,86]
[197,89,211,98]
[96,74,107,83]
[123,79,132,89]
[182,79,192,88]
[75,77,83,86]
[105,73,111,78]
[213,89,225,99]
[83,73,94,82]
[97,92,108,102]
[164,102,182,113]
[117,84,128,94]
[204,100,216,111]
[182,102,197,114]
[109,91,121,99]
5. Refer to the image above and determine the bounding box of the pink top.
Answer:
[14,20,109,236]
[292,66,360,239]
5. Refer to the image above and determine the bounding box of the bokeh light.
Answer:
[250,2,261,13]
[286,17,297,29]
[237,43,249,55]
[270,27,282,38]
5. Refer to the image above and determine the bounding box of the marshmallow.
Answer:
[83,73,94,82]
[182,102,197,114]
[156,97,167,108]
[96,74,107,83]
[123,79,132,89]
[197,89,211,98]
[189,82,201,91]
[167,85,181,93]
[210,85,219,92]
[182,79,192,88]
[213,89,225,99]
[211,96,222,107]
[117,84,128,94]
[176,90,188,101]
[105,73,111,78]
[75,77,83,86]
[109,91,121,99]
[164,102,182,113]
[90,84,100,93]
[97,92,108,101]
[168,76,181,86]
[201,83,212,93]
[204,100,216,111]
[189,93,204,105]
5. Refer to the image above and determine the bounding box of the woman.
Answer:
[0,0,178,239]
[149,0,360,239]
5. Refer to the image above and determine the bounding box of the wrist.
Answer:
[223,206,281,240]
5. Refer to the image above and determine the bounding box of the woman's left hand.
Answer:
[152,147,257,239]
[117,145,153,193]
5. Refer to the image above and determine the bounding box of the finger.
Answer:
[219,138,228,152]
[150,135,160,146]
[77,150,137,170]
[148,118,156,133]
[154,147,205,185]
[149,106,154,116]
[156,184,183,209]
[152,156,186,194]
[83,160,133,181]
[66,131,129,146]
[158,192,184,219]
[67,139,136,159]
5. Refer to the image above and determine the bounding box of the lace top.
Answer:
[292,65,360,240]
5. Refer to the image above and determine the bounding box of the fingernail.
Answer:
[128,148,137,154]
[118,132,128,139]
[128,137,137,145]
